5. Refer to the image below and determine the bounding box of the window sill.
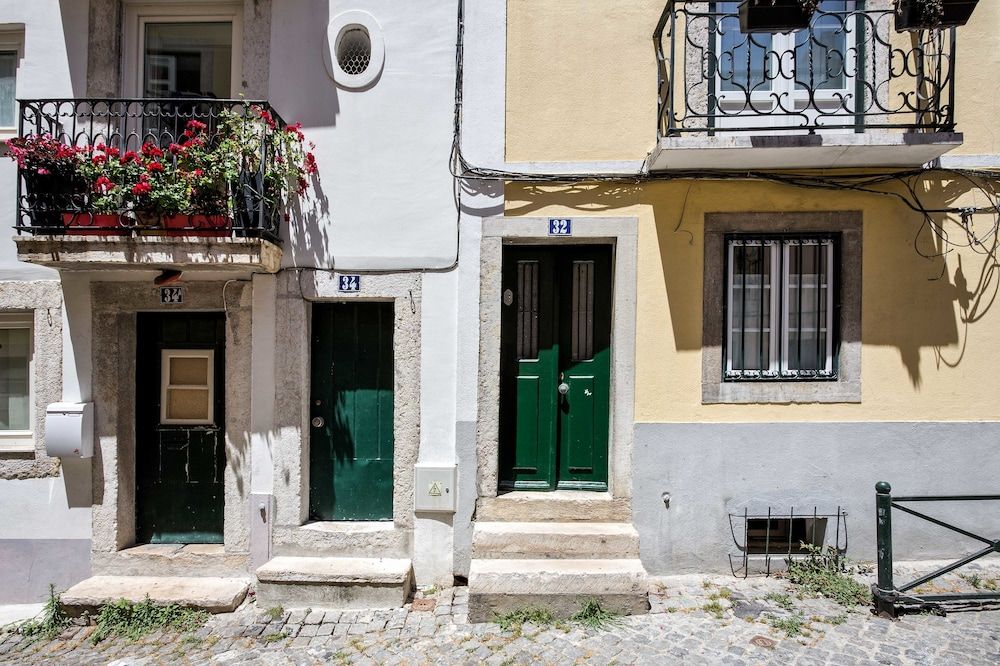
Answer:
[702,378,861,405]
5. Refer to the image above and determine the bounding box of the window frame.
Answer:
[160,348,215,426]
[702,212,862,405]
[0,26,24,135]
[723,234,839,381]
[0,312,33,452]
[122,2,243,99]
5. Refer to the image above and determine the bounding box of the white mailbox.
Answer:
[414,464,457,513]
[45,402,94,459]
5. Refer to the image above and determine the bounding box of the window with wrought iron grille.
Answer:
[725,235,837,381]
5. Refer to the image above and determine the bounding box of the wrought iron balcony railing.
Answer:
[13,98,287,245]
[654,1,957,137]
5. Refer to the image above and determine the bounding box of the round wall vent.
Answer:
[325,11,384,90]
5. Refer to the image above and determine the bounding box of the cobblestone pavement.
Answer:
[2,566,999,665]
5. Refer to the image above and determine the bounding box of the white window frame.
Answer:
[725,237,835,380]
[0,26,24,136]
[122,2,243,98]
[160,349,214,425]
[0,312,33,452]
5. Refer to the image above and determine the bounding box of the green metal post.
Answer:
[875,481,895,617]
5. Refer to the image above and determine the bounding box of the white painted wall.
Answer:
[269,0,460,271]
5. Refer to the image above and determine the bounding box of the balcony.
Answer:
[650,1,964,170]
[11,98,291,273]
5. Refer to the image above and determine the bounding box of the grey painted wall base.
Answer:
[459,419,999,576]
[634,422,1000,574]
[0,539,91,603]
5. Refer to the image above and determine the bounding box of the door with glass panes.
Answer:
[715,1,857,131]
[499,246,612,492]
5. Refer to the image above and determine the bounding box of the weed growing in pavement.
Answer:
[264,605,284,621]
[763,592,795,611]
[811,613,847,626]
[494,607,556,632]
[19,585,70,642]
[90,597,208,644]
[262,631,289,643]
[767,613,808,637]
[959,573,984,589]
[786,544,870,607]
[702,600,726,619]
[570,599,621,630]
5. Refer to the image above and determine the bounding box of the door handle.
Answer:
[557,382,569,395]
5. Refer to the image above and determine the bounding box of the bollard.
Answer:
[874,481,896,617]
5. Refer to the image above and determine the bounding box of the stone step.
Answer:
[60,576,250,616]
[255,556,413,611]
[468,558,649,622]
[473,522,639,559]
[91,543,249,578]
[476,491,630,523]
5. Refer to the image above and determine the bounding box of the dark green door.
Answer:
[500,245,612,491]
[310,302,394,521]
[136,312,226,544]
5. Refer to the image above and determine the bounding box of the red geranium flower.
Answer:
[146,161,164,173]
[121,151,141,164]
[94,175,115,194]
[131,181,152,195]
[91,154,107,165]
[186,119,207,131]
[141,142,164,158]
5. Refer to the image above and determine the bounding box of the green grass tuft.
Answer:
[570,599,620,630]
[763,592,795,611]
[786,544,870,607]
[768,613,807,637]
[263,606,285,622]
[91,597,208,644]
[19,585,70,642]
[702,600,726,619]
[494,606,555,631]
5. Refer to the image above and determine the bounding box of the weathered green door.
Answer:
[310,302,394,521]
[500,246,612,491]
[136,313,226,544]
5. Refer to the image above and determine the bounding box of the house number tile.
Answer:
[338,275,361,292]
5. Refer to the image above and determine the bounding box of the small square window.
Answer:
[725,235,837,381]
[160,349,214,425]
[0,312,32,451]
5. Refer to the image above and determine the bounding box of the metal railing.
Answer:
[14,98,287,245]
[654,1,958,136]
[729,505,848,577]
[874,482,1000,617]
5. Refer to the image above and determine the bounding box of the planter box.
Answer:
[162,214,231,238]
[739,0,814,33]
[894,0,978,31]
[62,213,126,236]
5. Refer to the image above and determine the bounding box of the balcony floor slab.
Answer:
[649,131,963,171]
[13,234,282,273]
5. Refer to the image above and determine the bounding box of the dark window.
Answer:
[725,235,837,380]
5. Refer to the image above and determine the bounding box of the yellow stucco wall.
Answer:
[505,0,1000,161]
[505,178,1000,422]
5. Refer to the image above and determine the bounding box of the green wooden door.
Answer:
[136,313,226,544]
[500,246,612,491]
[310,302,394,521]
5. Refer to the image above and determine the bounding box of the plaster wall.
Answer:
[634,422,1000,573]
[268,0,460,270]
[503,0,1000,162]
[505,179,1000,423]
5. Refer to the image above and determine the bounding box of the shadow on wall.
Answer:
[503,175,1000,388]
[58,0,89,96]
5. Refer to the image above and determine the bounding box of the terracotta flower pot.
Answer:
[62,212,126,236]
[161,213,231,237]
[894,0,979,31]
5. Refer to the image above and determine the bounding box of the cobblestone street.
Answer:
[2,567,999,665]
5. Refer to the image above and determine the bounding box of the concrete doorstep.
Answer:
[60,576,250,616]
[255,556,414,611]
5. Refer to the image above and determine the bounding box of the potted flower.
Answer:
[218,106,317,234]
[739,0,820,33]
[894,0,979,31]
[5,134,85,229]
[167,119,237,236]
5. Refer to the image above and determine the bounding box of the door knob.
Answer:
[311,416,325,428]
[557,382,569,395]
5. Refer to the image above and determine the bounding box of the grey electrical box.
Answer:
[45,402,93,458]
[414,464,457,513]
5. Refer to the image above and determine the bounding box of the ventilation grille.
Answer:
[337,26,372,76]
